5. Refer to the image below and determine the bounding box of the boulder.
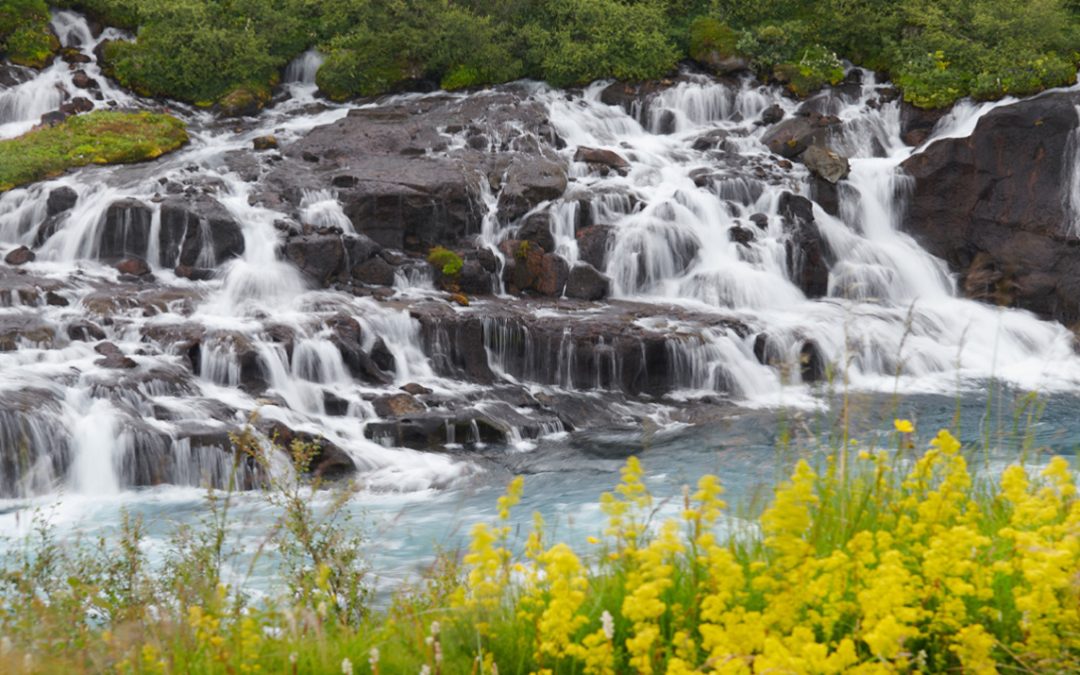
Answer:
[94,341,138,369]
[760,104,785,125]
[574,147,631,176]
[265,423,355,479]
[370,338,396,373]
[779,192,831,298]
[98,199,153,261]
[59,96,93,116]
[284,234,345,286]
[158,195,245,268]
[565,263,611,301]
[576,224,614,272]
[900,101,948,147]
[371,393,425,418]
[499,240,569,297]
[455,258,498,295]
[901,91,1080,322]
[762,112,841,159]
[802,145,850,184]
[71,70,98,90]
[516,211,556,252]
[351,255,397,286]
[46,186,78,216]
[115,258,151,277]
[252,135,278,151]
[497,157,568,222]
[4,247,34,265]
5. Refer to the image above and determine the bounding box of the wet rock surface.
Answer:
[901,91,1080,322]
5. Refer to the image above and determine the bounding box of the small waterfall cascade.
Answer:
[2,9,1080,502]
[0,10,138,139]
[542,71,1080,396]
[1064,105,1080,238]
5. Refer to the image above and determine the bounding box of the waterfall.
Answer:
[2,9,1080,502]
[1064,106,1080,238]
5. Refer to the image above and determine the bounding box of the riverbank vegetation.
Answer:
[36,0,1080,110]
[0,422,1076,673]
[0,111,188,192]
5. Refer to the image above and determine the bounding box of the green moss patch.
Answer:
[0,111,188,192]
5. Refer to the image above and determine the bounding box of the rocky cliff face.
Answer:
[902,92,1080,324]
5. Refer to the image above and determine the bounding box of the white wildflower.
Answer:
[341,657,353,675]
[601,609,615,640]
[420,666,431,675]
[430,620,440,637]
[369,646,380,670]
[289,652,298,665]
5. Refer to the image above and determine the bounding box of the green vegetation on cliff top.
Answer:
[0,110,188,192]
[31,1,1080,109]
[0,0,57,68]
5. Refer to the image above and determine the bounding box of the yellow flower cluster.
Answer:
[454,425,1079,673]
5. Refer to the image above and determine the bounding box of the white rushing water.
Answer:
[531,72,1080,401]
[1,10,1079,509]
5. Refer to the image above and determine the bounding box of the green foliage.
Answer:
[520,0,680,86]
[0,0,58,68]
[53,0,142,29]
[0,111,188,192]
[688,16,739,64]
[428,246,463,276]
[41,0,1080,108]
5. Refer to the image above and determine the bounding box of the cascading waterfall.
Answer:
[3,9,1080,505]
[541,72,1080,400]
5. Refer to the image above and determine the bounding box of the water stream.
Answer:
[1,11,1078,591]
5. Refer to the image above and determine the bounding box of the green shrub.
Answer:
[524,0,680,86]
[0,111,188,192]
[0,0,57,68]
[427,246,463,276]
[688,16,740,64]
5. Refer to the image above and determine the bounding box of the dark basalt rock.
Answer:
[565,263,611,301]
[496,157,568,222]
[575,224,614,272]
[158,195,245,268]
[499,240,569,297]
[802,145,850,184]
[46,186,78,216]
[574,146,631,176]
[98,199,153,261]
[779,192,831,298]
[516,211,556,253]
[762,112,842,159]
[4,247,34,266]
[412,297,751,397]
[265,422,355,479]
[94,341,137,369]
[901,91,1080,322]
[267,91,561,253]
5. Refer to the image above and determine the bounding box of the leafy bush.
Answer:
[0,111,188,192]
[688,16,740,65]
[0,0,57,68]
[40,0,1080,108]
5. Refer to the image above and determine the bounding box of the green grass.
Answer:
[0,111,188,192]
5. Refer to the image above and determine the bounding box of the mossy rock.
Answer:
[0,111,188,193]
[216,85,271,118]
